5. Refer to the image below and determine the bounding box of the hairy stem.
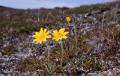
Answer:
[46,43,51,64]
[73,25,78,48]
[59,41,64,66]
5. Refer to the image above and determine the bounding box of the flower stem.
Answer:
[73,25,78,48]
[68,23,78,48]
[59,41,64,66]
[46,43,50,64]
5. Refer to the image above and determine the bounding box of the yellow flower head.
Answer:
[32,28,51,44]
[66,16,71,23]
[52,28,69,41]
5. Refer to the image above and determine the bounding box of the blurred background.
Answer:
[0,0,120,76]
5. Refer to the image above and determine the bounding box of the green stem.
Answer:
[59,41,64,66]
[68,23,78,48]
[73,25,78,48]
[46,43,50,64]
[37,9,40,22]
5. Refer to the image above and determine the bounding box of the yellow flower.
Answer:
[32,28,51,44]
[52,28,69,41]
[66,16,71,23]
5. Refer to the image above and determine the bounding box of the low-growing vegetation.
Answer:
[0,1,120,76]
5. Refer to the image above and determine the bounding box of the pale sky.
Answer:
[0,0,113,9]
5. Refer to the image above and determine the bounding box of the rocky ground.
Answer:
[0,4,120,76]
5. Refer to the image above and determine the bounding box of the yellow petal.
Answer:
[44,29,47,33]
[59,28,65,33]
[63,32,69,36]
